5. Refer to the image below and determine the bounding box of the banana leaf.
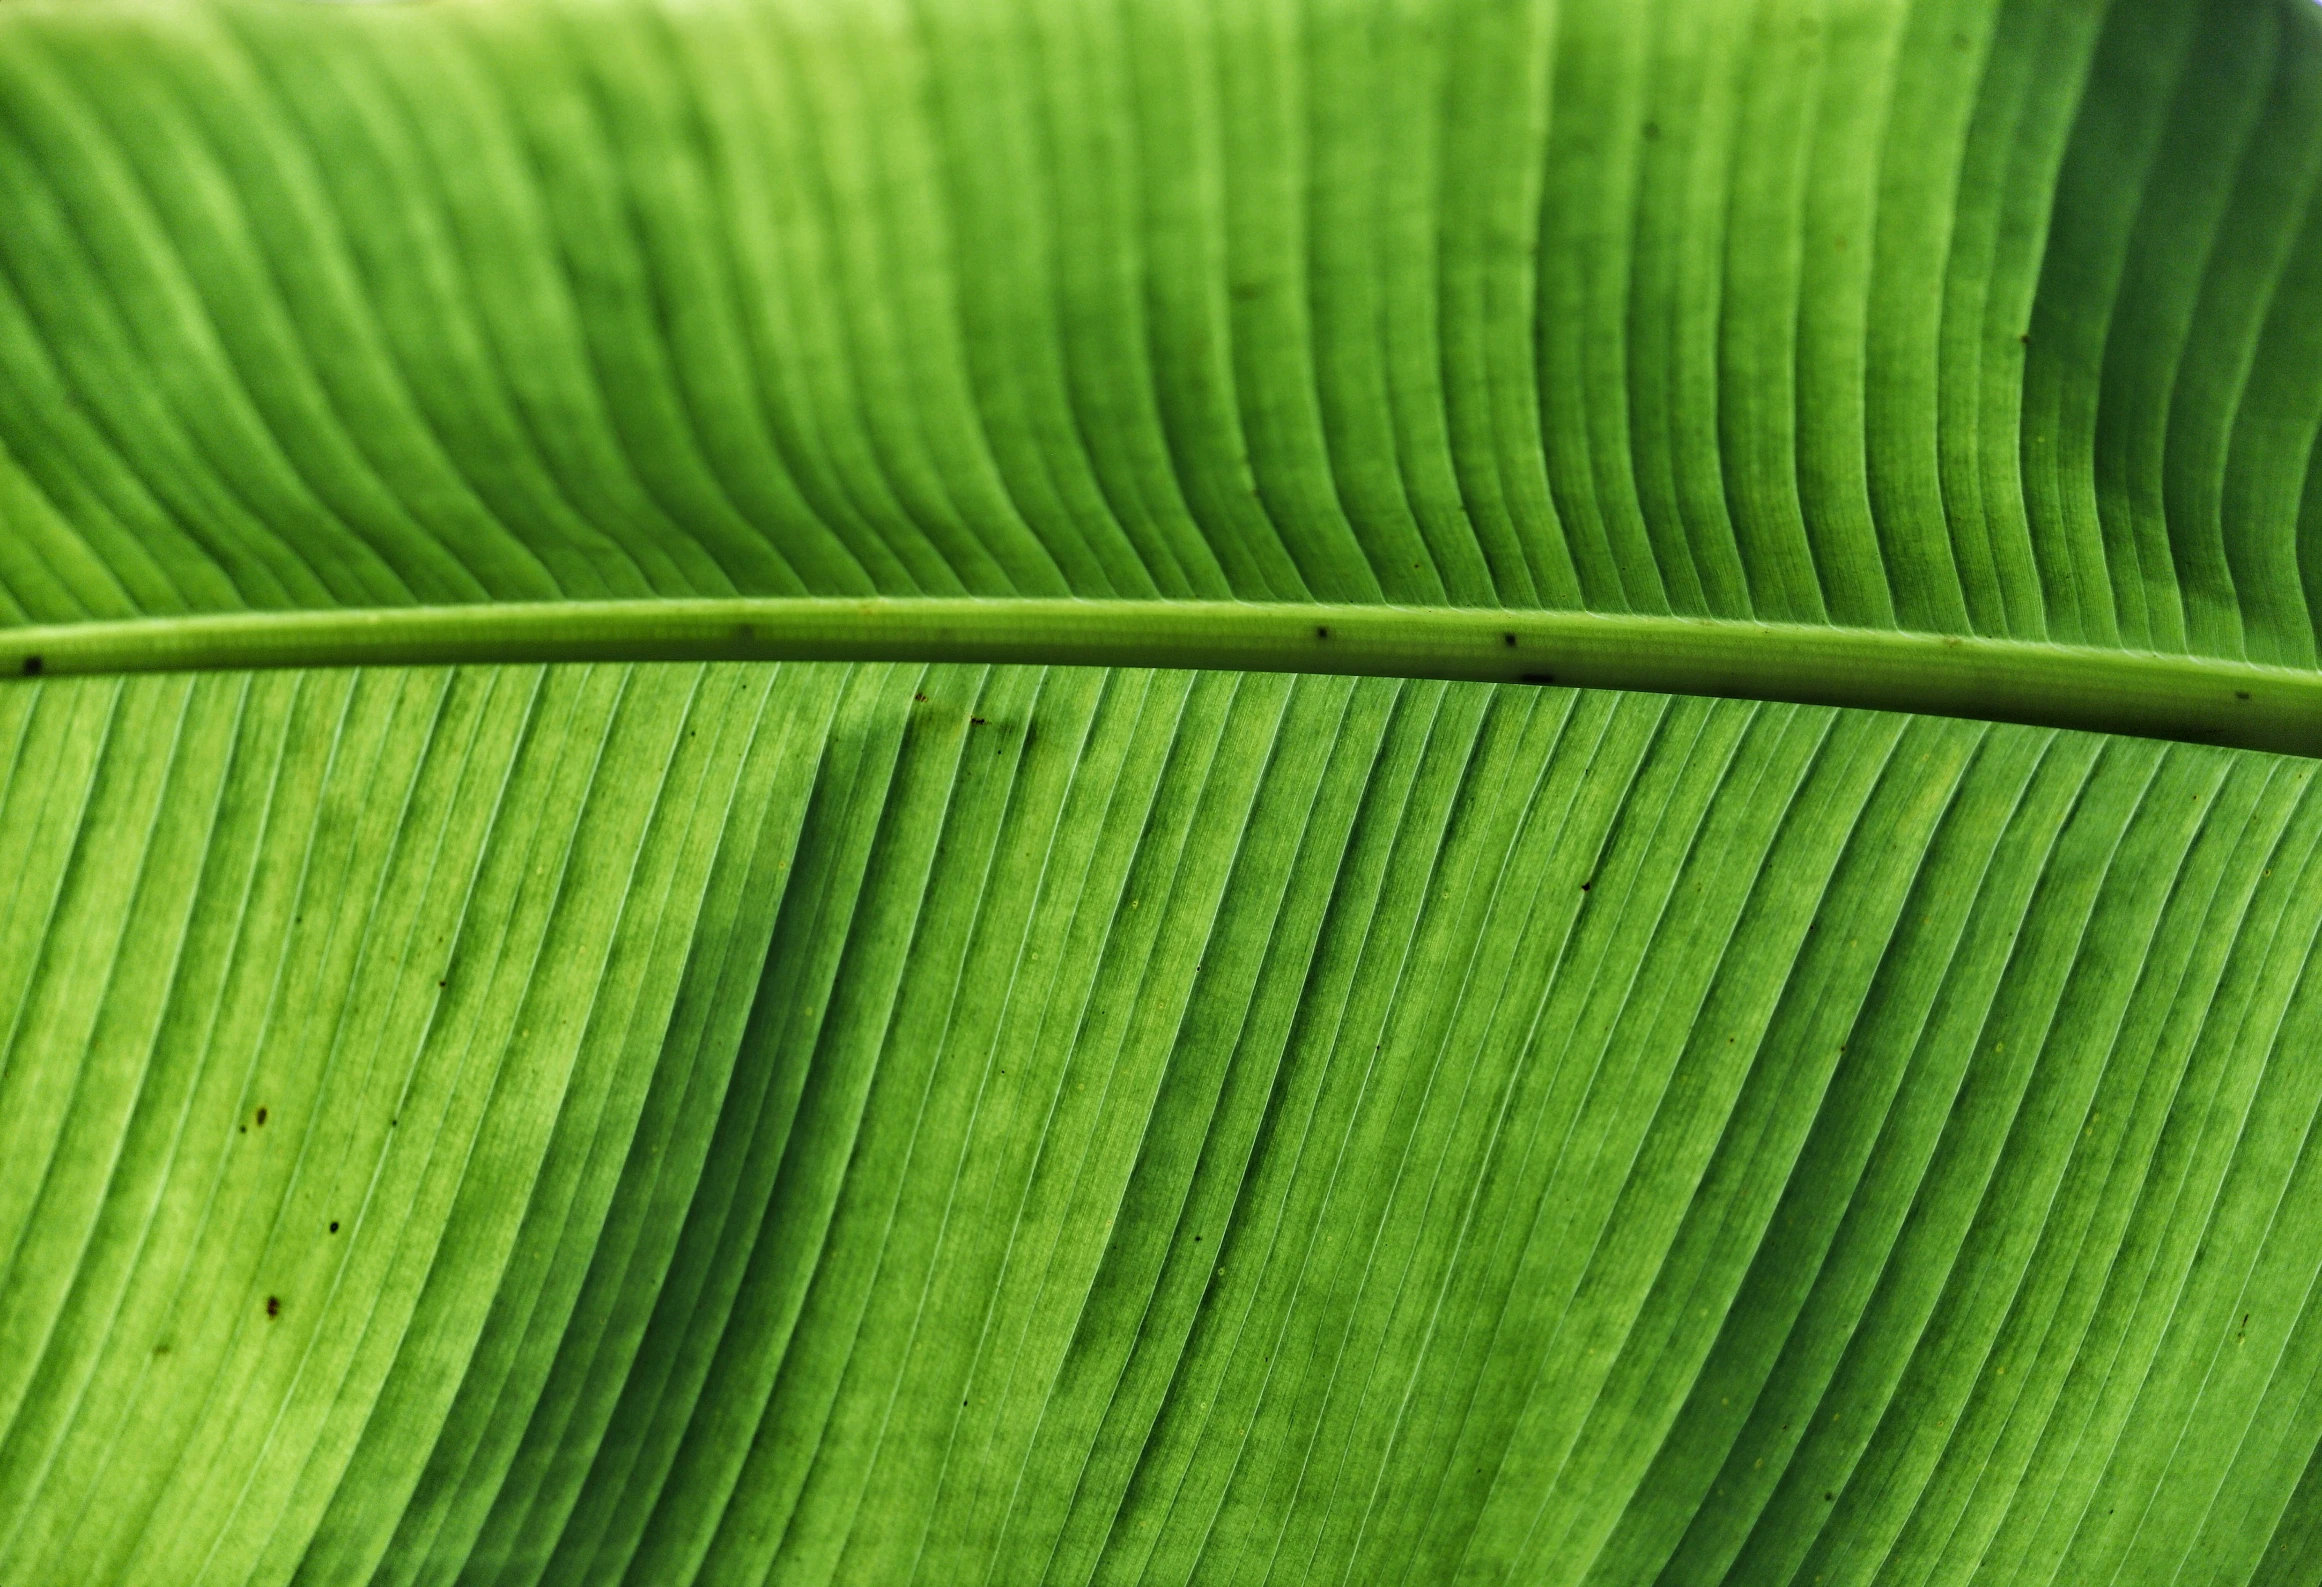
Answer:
[2,0,2321,1581]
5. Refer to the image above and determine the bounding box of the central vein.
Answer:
[4,599,2315,757]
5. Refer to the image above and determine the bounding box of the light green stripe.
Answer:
[3,599,2316,757]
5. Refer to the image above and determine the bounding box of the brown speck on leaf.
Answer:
[2018,332,2031,345]
[2236,690,2251,701]
[1580,881,1592,892]
[914,692,928,702]
[329,1221,340,1233]
[255,1107,267,1127]
[265,1296,281,1319]
[1503,633,1518,648]
[1824,1492,1835,1503]
[1316,625,1331,640]
[971,717,987,726]
[20,655,41,676]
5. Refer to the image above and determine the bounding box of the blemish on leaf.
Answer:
[265,1296,281,1319]
[2236,690,2251,701]
[255,1107,267,1127]
[329,1221,340,1234]
[1315,625,1331,640]
[20,655,41,676]
[971,716,986,726]
[915,692,928,702]
[1580,880,1592,892]
[1503,633,1518,647]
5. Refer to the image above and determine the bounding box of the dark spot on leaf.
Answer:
[1519,673,1556,685]
[2236,690,2251,701]
[153,1343,169,1356]
[2018,332,2031,345]
[238,1125,246,1134]
[438,979,447,989]
[255,1107,266,1126]
[1824,1492,1835,1503]
[20,655,42,676]
[1642,121,1660,140]
[915,692,928,702]
[1316,625,1331,640]
[1503,633,1518,647]
[971,717,986,726]
[1580,881,1592,892]
[266,1296,281,1319]
[329,1221,340,1234]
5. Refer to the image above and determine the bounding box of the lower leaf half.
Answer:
[0,663,2317,1585]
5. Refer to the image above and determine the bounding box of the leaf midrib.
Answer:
[4,599,2315,757]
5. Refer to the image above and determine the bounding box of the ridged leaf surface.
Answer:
[3,0,2321,1582]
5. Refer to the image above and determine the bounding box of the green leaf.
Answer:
[3,0,2321,1583]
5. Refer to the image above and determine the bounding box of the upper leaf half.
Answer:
[0,0,2318,680]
